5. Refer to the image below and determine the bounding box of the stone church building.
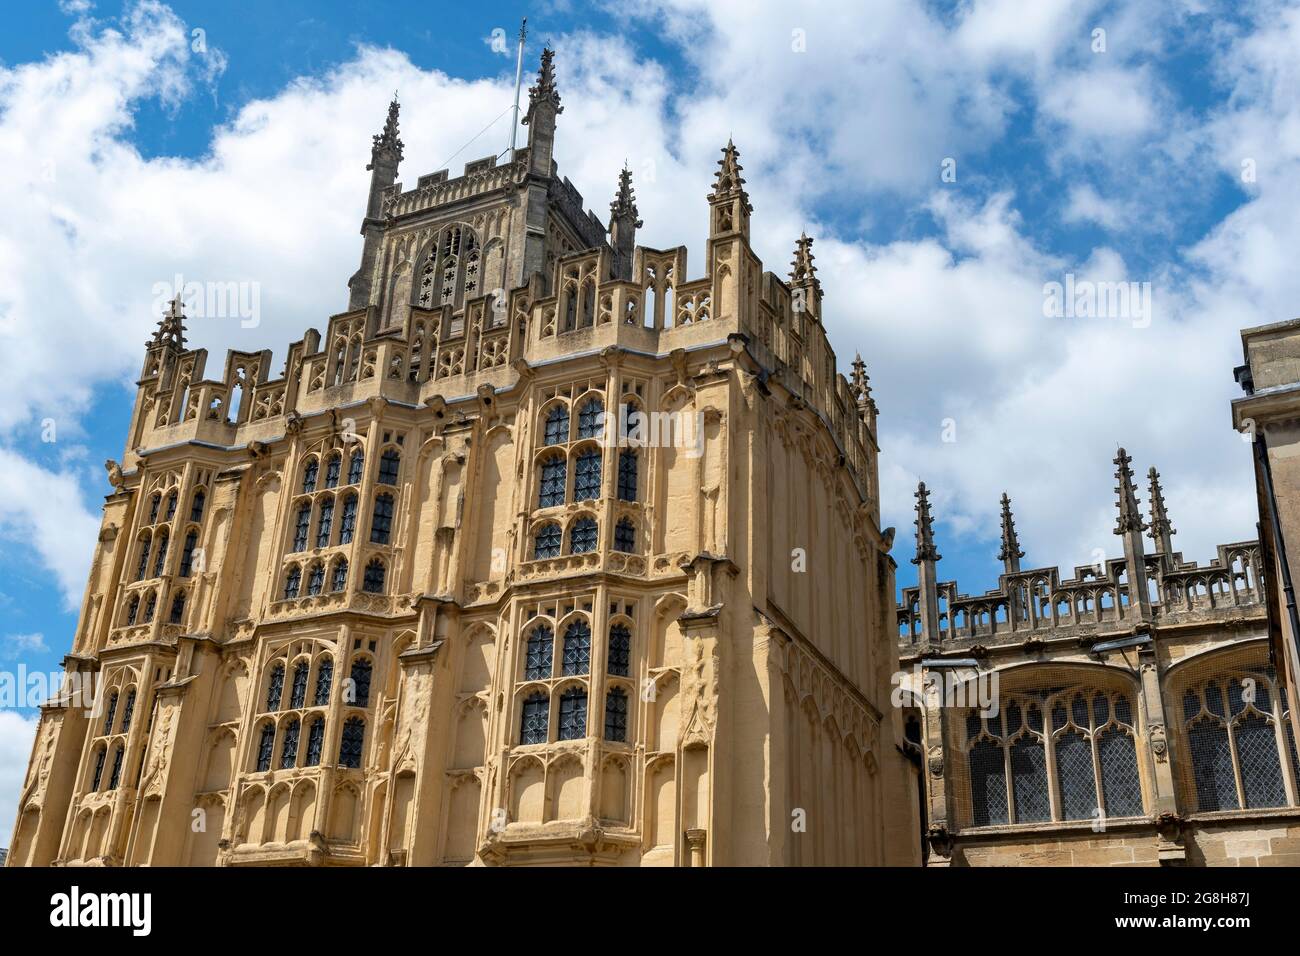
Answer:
[5,51,919,867]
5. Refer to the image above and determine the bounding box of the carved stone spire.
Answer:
[150,294,187,351]
[913,482,941,564]
[998,492,1024,573]
[523,48,562,179]
[1113,447,1147,535]
[790,233,821,294]
[350,97,404,310]
[1113,446,1153,618]
[707,139,752,239]
[525,47,562,118]
[370,95,404,165]
[608,164,642,282]
[849,353,878,431]
[1147,466,1176,556]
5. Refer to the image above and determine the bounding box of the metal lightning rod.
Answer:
[509,18,527,158]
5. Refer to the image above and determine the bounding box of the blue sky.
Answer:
[3,0,1300,825]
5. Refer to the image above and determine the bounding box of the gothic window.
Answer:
[103,691,119,735]
[189,489,206,523]
[558,687,588,741]
[1009,733,1050,823]
[168,590,185,624]
[348,451,365,485]
[305,718,325,766]
[266,664,285,711]
[378,449,400,485]
[143,591,157,623]
[314,657,333,706]
[307,562,325,596]
[152,531,169,577]
[564,285,577,331]
[165,492,178,521]
[316,497,334,548]
[520,692,549,745]
[136,536,151,581]
[91,747,107,792]
[418,254,437,308]
[148,494,161,524]
[283,565,302,600]
[577,398,603,439]
[465,244,480,296]
[290,661,309,709]
[534,523,562,559]
[325,454,341,489]
[544,404,569,446]
[121,690,136,734]
[338,717,365,769]
[370,493,394,544]
[108,745,124,790]
[613,518,636,553]
[574,448,601,500]
[280,719,300,769]
[256,723,275,772]
[293,502,311,552]
[569,517,598,554]
[339,494,358,544]
[331,558,348,592]
[605,688,629,742]
[538,454,566,508]
[562,620,592,676]
[362,558,386,593]
[179,530,198,577]
[617,450,637,502]
[525,625,554,680]
[302,458,319,494]
[580,282,595,328]
[126,594,140,626]
[607,624,631,677]
[349,658,373,708]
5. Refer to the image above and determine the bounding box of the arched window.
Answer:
[538,455,566,508]
[339,494,358,544]
[574,447,601,500]
[307,562,325,596]
[580,282,595,328]
[305,718,325,766]
[349,658,373,708]
[283,565,302,600]
[108,745,125,790]
[179,530,198,577]
[577,397,604,439]
[148,494,161,524]
[331,558,348,592]
[520,692,549,745]
[313,658,333,706]
[605,688,629,742]
[168,590,185,624]
[126,594,140,626]
[348,450,365,485]
[280,719,300,769]
[607,624,631,677]
[370,493,394,544]
[544,404,569,446]
[165,492,178,521]
[525,625,553,680]
[290,661,309,709]
[562,620,592,676]
[378,449,401,485]
[102,691,119,735]
[534,523,562,559]
[189,489,206,523]
[613,518,636,553]
[558,687,588,741]
[569,517,598,554]
[143,591,157,623]
[338,717,366,768]
[292,502,311,552]
[256,723,275,772]
[91,746,107,792]
[316,497,334,548]
[120,689,136,734]
[266,664,285,711]
[302,458,319,493]
[135,536,152,582]
[324,454,342,489]
[152,531,169,577]
[362,558,386,593]
[617,450,637,501]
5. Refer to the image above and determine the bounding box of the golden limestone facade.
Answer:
[898,456,1300,867]
[6,51,919,867]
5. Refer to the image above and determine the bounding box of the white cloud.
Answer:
[1063,184,1125,229]
[0,711,39,844]
[1,634,48,660]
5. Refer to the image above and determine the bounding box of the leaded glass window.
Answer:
[136,537,151,581]
[108,745,124,790]
[605,688,629,742]
[1098,726,1143,817]
[544,404,569,446]
[577,398,604,439]
[613,518,636,553]
[179,531,197,577]
[348,451,365,485]
[1237,713,1287,808]
[338,717,365,768]
[617,450,637,501]
[169,590,185,624]
[126,594,140,626]
[969,737,1008,826]
[290,661,309,709]
[362,558,385,593]
[538,455,566,508]
[189,489,205,523]
[349,658,373,707]
[558,688,588,741]
[562,620,592,676]
[331,559,348,592]
[525,626,553,680]
[256,723,275,772]
[339,494,357,544]
[293,502,311,551]
[1188,717,1235,811]
[264,664,285,711]
[574,448,601,500]
[283,565,301,600]
[1055,730,1098,821]
[1010,736,1050,823]
[102,692,119,735]
[316,497,334,548]
[370,493,394,544]
[314,658,333,706]
[165,492,177,521]
[148,494,161,524]
[143,591,156,623]
[91,747,107,791]
[307,563,325,596]
[280,719,300,769]
[607,624,631,676]
[378,449,400,485]
[534,523,562,559]
[520,693,549,745]
[152,532,169,577]
[305,719,325,766]
[325,454,341,488]
[569,517,598,554]
[302,458,319,493]
[120,690,136,734]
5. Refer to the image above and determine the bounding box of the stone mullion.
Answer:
[1272,686,1299,805]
